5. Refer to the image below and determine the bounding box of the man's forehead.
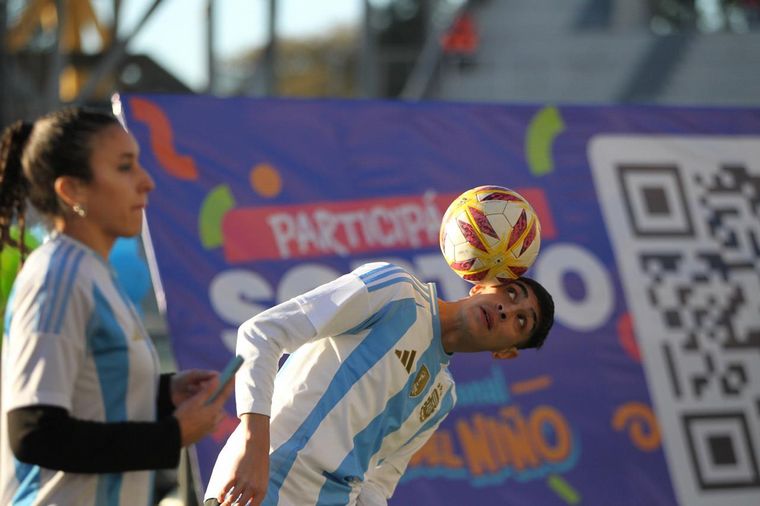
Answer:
[505,279,540,313]
[495,278,528,292]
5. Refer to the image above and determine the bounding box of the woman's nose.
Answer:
[139,165,155,192]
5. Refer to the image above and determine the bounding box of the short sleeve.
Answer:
[3,275,91,412]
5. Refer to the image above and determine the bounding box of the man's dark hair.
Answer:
[517,276,554,350]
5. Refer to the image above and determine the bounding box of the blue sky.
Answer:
[113,0,362,89]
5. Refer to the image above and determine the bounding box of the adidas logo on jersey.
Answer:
[395,349,416,373]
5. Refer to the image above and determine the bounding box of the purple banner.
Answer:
[123,95,760,506]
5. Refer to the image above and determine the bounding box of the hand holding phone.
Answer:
[206,355,244,405]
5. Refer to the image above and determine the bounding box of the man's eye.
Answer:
[508,289,516,301]
[518,316,525,327]
[118,164,132,172]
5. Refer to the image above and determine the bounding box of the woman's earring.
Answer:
[72,203,87,218]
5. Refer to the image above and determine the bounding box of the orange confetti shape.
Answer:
[250,163,282,197]
[511,375,553,395]
[129,97,198,180]
[612,402,661,452]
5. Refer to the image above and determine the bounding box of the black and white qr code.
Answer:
[589,136,760,506]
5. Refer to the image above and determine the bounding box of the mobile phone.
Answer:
[205,355,244,405]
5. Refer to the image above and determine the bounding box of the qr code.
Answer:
[589,136,760,506]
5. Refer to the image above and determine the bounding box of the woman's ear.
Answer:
[54,176,86,208]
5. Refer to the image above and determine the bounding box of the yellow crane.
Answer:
[7,0,112,52]
[6,0,114,101]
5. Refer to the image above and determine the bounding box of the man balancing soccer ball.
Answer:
[204,186,555,506]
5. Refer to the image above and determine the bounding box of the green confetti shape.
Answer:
[547,474,581,505]
[525,105,565,176]
[199,184,236,249]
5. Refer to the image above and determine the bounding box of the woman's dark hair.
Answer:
[0,108,119,259]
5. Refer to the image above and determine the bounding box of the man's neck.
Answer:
[437,299,459,354]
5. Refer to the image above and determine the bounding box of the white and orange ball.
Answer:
[439,185,541,284]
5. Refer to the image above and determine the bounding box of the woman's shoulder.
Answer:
[19,235,102,288]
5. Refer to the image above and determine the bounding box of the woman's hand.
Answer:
[170,369,217,406]
[173,376,234,446]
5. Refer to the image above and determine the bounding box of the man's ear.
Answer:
[492,347,518,360]
[469,283,486,296]
[54,176,86,208]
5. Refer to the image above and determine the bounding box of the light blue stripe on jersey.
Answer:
[401,388,455,451]
[358,263,400,284]
[110,273,141,329]
[367,277,431,304]
[51,249,85,334]
[95,473,122,506]
[37,244,74,333]
[147,469,156,506]
[316,328,449,504]
[264,298,417,506]
[362,264,430,296]
[361,265,429,296]
[88,285,128,506]
[3,284,17,341]
[30,240,62,332]
[340,297,401,336]
[12,460,39,506]
[360,266,431,304]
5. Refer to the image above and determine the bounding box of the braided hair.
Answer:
[0,121,33,261]
[0,108,119,263]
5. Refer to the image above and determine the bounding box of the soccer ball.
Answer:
[439,185,541,284]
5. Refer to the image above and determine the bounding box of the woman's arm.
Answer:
[157,373,176,419]
[8,405,181,472]
[8,374,233,474]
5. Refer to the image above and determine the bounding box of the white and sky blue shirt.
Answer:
[206,262,457,505]
[1,234,161,506]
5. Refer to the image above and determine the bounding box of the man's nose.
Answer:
[497,304,507,321]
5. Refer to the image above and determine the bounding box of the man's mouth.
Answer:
[481,307,492,331]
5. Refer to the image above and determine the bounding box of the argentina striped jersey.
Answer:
[0,234,161,506]
[206,262,457,505]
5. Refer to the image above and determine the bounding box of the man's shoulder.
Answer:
[350,263,436,306]
[351,262,417,283]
